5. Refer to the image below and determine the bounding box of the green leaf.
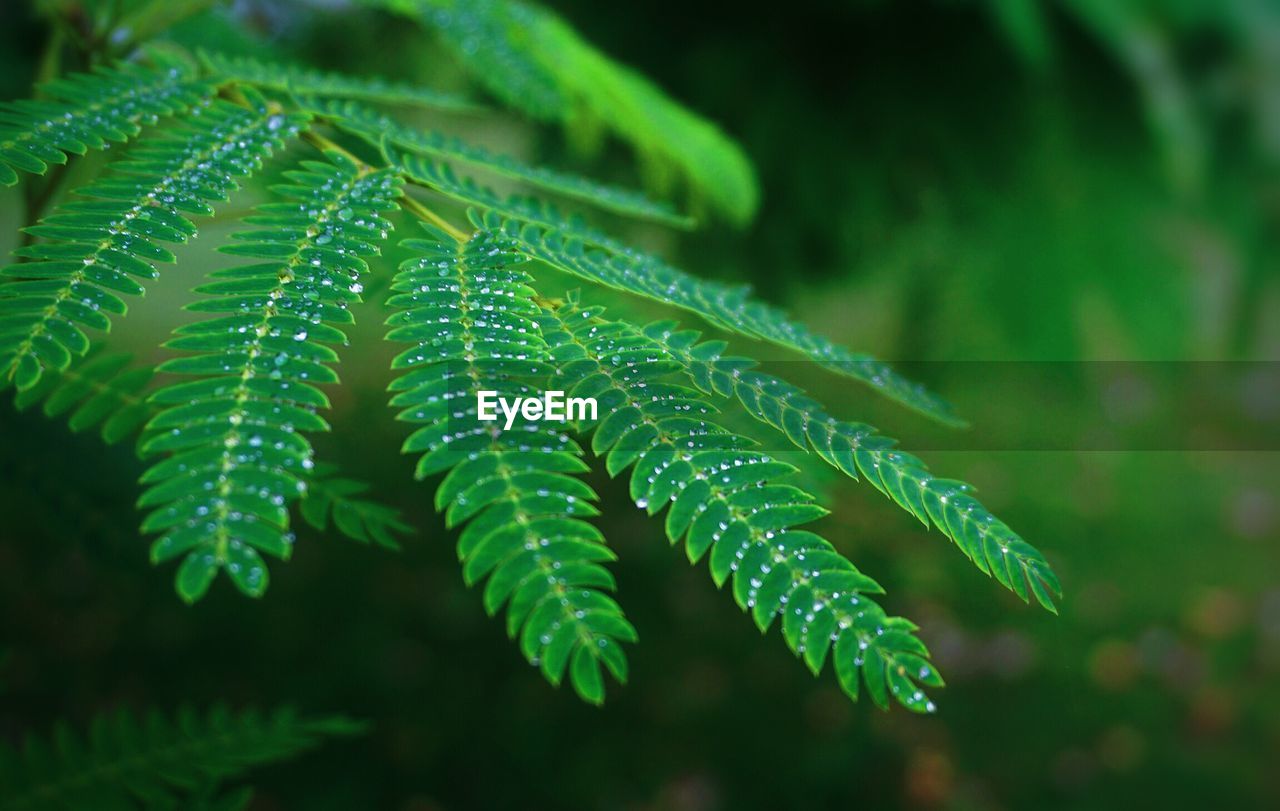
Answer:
[539,298,941,712]
[383,225,633,704]
[0,60,213,186]
[322,100,691,227]
[378,0,759,224]
[0,705,361,809]
[140,151,402,603]
[642,323,1062,612]
[1,96,308,390]
[13,351,155,444]
[200,50,481,112]
[482,210,963,424]
[299,463,411,550]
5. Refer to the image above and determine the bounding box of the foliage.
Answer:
[384,228,632,704]
[10,351,154,443]
[0,705,361,810]
[541,296,944,710]
[297,463,410,550]
[139,150,403,603]
[7,349,411,553]
[0,0,1057,715]
[370,0,760,224]
[3,1,1277,810]
[0,60,212,187]
[1,87,303,389]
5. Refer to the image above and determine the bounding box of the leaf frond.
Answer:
[0,91,308,390]
[320,99,691,227]
[199,51,481,113]
[377,0,759,224]
[299,463,412,550]
[540,296,942,712]
[9,351,155,444]
[383,225,635,704]
[642,322,1063,612]
[393,150,633,253]
[0,705,361,811]
[138,151,403,603]
[478,210,963,425]
[0,60,214,187]
[0,13,1062,715]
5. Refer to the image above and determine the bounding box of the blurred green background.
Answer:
[1,0,1278,809]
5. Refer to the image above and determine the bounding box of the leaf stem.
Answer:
[400,193,470,242]
[299,129,471,242]
[300,129,364,167]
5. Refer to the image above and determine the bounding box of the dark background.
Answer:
[1,0,1278,809]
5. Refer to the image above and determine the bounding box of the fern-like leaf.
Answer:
[138,151,403,603]
[6,348,408,555]
[643,322,1063,612]
[0,89,308,390]
[9,351,155,444]
[0,705,361,811]
[393,151,633,253]
[540,296,942,712]
[321,100,691,226]
[299,463,411,550]
[376,0,759,224]
[200,51,480,113]
[378,0,565,119]
[383,225,635,704]
[476,210,962,425]
[0,61,213,186]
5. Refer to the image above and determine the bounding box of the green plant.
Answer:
[0,705,361,810]
[0,0,1059,712]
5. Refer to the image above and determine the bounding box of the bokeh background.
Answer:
[1,0,1278,809]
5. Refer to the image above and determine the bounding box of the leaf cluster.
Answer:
[0,3,1059,712]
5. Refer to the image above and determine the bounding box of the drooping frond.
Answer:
[376,0,564,119]
[0,60,213,186]
[8,351,155,444]
[5,348,408,553]
[0,705,362,811]
[319,99,691,227]
[374,0,760,224]
[642,322,1063,612]
[138,151,403,603]
[477,211,963,425]
[199,51,480,113]
[0,12,1063,716]
[539,296,942,712]
[0,90,308,390]
[299,462,412,550]
[383,225,635,703]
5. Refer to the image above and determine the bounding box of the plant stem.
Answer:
[400,193,470,242]
[300,129,365,167]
